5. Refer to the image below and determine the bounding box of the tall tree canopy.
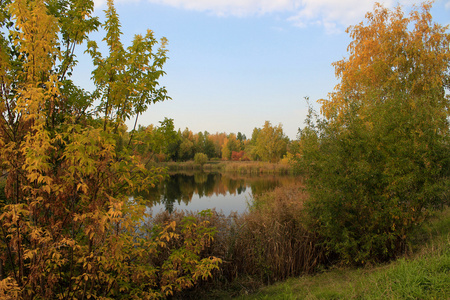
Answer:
[320,1,450,121]
[298,2,450,264]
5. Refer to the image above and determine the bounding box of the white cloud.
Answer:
[94,0,432,31]
[287,0,421,32]
[145,0,293,16]
[94,0,293,15]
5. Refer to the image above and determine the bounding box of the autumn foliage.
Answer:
[0,0,220,298]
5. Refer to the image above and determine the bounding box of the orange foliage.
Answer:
[320,2,450,121]
[231,151,249,161]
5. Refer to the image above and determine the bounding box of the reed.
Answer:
[221,161,294,175]
[229,183,322,283]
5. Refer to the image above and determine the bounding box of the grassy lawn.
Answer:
[232,208,449,300]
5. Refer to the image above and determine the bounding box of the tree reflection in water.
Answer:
[140,172,298,214]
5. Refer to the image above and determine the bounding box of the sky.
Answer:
[73,0,450,139]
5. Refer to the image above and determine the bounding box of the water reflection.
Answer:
[140,172,298,214]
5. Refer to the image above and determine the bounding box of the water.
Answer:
[140,172,298,215]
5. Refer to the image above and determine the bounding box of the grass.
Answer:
[232,207,450,300]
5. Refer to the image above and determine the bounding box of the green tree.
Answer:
[195,131,216,158]
[156,117,180,161]
[203,132,216,159]
[178,139,194,161]
[246,127,261,160]
[177,128,195,161]
[236,132,246,150]
[298,2,450,265]
[255,121,288,163]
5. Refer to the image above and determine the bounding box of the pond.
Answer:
[141,172,300,215]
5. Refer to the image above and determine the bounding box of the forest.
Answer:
[0,0,449,299]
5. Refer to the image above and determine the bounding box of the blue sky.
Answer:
[73,0,450,139]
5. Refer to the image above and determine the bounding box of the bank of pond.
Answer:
[157,160,295,175]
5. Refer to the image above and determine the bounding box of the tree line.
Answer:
[129,118,296,163]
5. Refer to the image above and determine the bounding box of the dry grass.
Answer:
[231,183,322,282]
[157,161,295,175]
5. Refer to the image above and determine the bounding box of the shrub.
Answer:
[143,211,222,297]
[194,152,208,167]
[231,151,244,161]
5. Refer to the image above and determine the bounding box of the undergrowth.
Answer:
[234,207,449,299]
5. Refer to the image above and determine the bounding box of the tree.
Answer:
[0,0,220,297]
[178,139,194,161]
[177,128,194,161]
[245,127,261,160]
[221,133,240,160]
[86,0,170,132]
[209,132,227,158]
[298,2,450,264]
[132,124,157,159]
[236,132,246,150]
[195,131,216,159]
[319,2,449,121]
[231,151,248,161]
[255,121,288,163]
[156,117,180,161]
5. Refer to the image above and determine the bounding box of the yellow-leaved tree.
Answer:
[254,121,288,163]
[320,1,449,120]
[0,0,220,298]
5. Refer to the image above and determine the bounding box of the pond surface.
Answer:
[141,172,299,215]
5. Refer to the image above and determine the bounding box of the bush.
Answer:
[298,96,449,264]
[194,152,208,167]
[143,211,222,297]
